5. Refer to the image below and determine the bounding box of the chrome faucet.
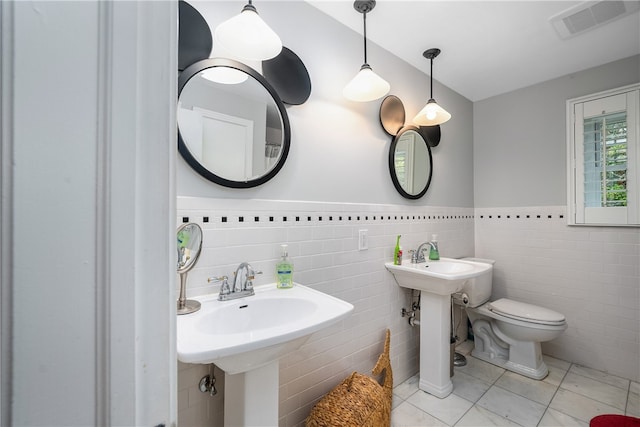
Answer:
[232,262,259,293]
[412,241,437,263]
[209,262,262,301]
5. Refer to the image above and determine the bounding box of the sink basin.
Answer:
[385,257,492,295]
[177,283,354,374]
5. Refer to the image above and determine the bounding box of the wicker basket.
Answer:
[305,329,392,427]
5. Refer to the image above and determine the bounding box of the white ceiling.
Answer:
[306,1,640,101]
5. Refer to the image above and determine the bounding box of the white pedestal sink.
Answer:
[385,258,492,398]
[177,283,353,426]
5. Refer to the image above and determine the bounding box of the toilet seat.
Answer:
[488,298,566,326]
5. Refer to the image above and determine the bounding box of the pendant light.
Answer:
[214,0,282,62]
[343,0,390,102]
[413,48,451,126]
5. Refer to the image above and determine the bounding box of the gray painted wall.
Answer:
[178,1,475,207]
[474,55,640,208]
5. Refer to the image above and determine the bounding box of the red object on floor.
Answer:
[590,415,640,427]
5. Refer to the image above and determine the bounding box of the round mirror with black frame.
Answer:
[380,96,434,199]
[178,58,291,188]
[389,125,433,199]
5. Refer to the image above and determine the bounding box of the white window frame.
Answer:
[567,83,640,226]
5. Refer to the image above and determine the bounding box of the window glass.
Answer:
[583,111,627,208]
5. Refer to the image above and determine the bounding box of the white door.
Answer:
[1,2,177,425]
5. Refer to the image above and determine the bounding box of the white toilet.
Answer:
[459,258,567,380]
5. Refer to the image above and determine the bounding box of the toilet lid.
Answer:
[488,298,566,325]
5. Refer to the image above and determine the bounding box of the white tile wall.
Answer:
[475,206,640,383]
[176,200,639,425]
[176,196,475,427]
[177,362,224,427]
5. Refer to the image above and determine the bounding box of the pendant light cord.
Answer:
[430,57,433,99]
[362,12,368,65]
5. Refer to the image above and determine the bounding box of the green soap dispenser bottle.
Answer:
[394,235,402,265]
[429,234,440,260]
[276,244,294,289]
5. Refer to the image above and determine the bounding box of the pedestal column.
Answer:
[418,290,453,398]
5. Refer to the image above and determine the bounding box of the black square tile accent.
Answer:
[548,215,552,219]
[357,216,360,220]
[329,216,333,221]
[269,216,274,222]
[239,216,244,222]
[255,216,259,222]
[222,216,227,223]
[283,216,287,222]
[537,215,541,218]
[497,215,501,219]
[308,216,312,221]
[319,216,323,221]
[560,215,564,219]
[182,217,189,223]
[526,215,530,218]
[296,216,300,222]
[339,216,343,221]
[365,216,368,220]
[349,216,352,221]
[203,216,209,223]
[516,215,520,218]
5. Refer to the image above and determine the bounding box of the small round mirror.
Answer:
[177,223,203,314]
[389,125,433,199]
[177,223,203,273]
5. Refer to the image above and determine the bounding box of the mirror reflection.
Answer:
[177,222,203,273]
[389,126,432,199]
[178,58,290,188]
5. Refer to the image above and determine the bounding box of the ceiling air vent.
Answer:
[550,1,640,39]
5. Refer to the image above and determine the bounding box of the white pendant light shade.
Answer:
[214,2,282,62]
[343,0,389,102]
[343,64,390,102]
[413,48,452,126]
[413,99,451,126]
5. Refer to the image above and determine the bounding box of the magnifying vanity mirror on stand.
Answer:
[177,223,203,315]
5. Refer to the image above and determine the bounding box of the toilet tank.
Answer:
[460,258,495,308]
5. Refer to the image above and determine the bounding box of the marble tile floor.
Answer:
[392,344,639,427]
